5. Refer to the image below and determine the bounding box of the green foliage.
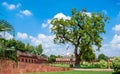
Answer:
[112,56,120,73]
[81,48,96,62]
[98,53,108,61]
[33,44,43,55]
[0,47,5,57]
[25,43,35,52]
[6,39,26,52]
[81,61,108,69]
[48,54,57,63]
[0,37,44,62]
[6,39,16,48]
[81,62,91,67]
[4,50,17,62]
[15,40,25,51]
[97,60,107,68]
[0,19,15,36]
[0,19,16,61]
[41,54,48,58]
[0,38,7,47]
[0,43,17,62]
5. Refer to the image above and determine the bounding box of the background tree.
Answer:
[98,53,108,61]
[41,54,48,58]
[6,39,26,52]
[35,44,43,55]
[50,8,109,67]
[25,43,34,53]
[48,54,57,63]
[32,44,43,55]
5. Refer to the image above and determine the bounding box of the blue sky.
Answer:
[0,0,120,57]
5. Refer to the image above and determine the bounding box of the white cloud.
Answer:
[0,32,13,40]
[20,10,32,16]
[29,34,54,46]
[41,13,70,30]
[41,20,51,28]
[17,32,28,39]
[54,13,71,20]
[29,33,73,56]
[112,24,120,32]
[42,23,48,28]
[111,34,120,44]
[2,2,21,10]
[84,12,92,17]
[98,23,120,57]
[29,36,42,45]
[97,34,120,57]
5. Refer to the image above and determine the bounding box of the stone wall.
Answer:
[0,58,18,74]
[0,58,72,74]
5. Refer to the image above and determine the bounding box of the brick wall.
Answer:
[0,58,72,74]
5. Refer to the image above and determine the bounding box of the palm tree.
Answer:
[0,19,15,38]
[0,19,17,62]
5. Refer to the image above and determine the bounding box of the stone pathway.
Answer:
[73,68,113,72]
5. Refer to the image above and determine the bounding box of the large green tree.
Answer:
[50,9,109,67]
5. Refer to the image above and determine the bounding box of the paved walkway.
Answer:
[73,68,113,72]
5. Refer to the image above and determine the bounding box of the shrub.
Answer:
[112,56,120,73]
[110,62,113,69]
[83,62,91,66]
[97,60,107,68]
[80,62,99,68]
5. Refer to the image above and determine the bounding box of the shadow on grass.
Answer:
[112,72,120,74]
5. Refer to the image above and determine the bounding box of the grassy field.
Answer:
[25,70,113,74]
[49,63,69,68]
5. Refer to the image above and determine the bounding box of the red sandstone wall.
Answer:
[0,59,71,74]
[18,62,71,73]
[0,58,18,74]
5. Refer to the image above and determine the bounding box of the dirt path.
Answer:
[73,68,113,72]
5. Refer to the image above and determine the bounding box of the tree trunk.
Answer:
[74,46,81,68]
[75,54,80,68]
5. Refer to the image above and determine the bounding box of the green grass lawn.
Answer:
[49,63,69,68]
[25,70,113,74]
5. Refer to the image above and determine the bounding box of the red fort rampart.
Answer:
[0,51,72,74]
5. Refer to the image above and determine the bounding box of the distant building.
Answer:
[17,51,48,64]
[55,56,75,64]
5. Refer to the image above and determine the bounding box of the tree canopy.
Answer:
[98,53,108,61]
[50,8,109,67]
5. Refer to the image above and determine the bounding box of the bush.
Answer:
[112,56,120,73]
[80,62,99,68]
[110,62,113,69]
[97,60,107,68]
[82,62,91,66]
[70,64,73,68]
